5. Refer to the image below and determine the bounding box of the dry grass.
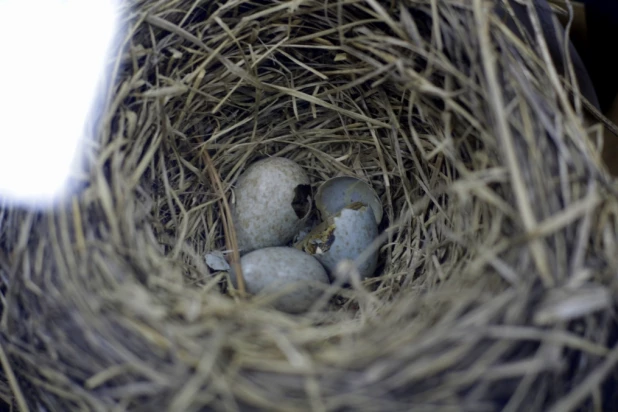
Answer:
[0,0,617,411]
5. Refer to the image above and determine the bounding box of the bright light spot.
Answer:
[0,0,120,208]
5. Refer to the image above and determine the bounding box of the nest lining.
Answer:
[0,0,617,411]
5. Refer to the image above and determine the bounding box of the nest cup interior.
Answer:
[138,8,448,305]
[1,0,618,411]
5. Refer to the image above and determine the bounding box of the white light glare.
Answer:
[0,0,119,208]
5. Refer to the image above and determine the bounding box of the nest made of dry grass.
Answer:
[1,0,618,411]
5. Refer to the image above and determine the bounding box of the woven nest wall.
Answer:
[1,0,618,411]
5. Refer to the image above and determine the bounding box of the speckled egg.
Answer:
[231,157,312,253]
[229,247,330,313]
[295,202,379,282]
[315,176,382,224]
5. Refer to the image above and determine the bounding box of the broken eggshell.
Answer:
[295,202,379,282]
[231,157,312,253]
[315,176,382,224]
[229,247,330,314]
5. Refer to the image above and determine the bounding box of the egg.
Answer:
[315,176,382,224]
[231,157,312,252]
[295,202,379,282]
[229,247,330,313]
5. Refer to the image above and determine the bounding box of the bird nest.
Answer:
[1,0,617,411]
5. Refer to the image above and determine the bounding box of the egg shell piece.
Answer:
[315,176,382,224]
[232,157,311,253]
[229,247,330,314]
[296,203,379,282]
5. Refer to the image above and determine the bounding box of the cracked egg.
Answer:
[231,157,312,253]
[295,201,379,281]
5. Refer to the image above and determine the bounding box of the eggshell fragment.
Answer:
[315,176,382,224]
[229,247,330,313]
